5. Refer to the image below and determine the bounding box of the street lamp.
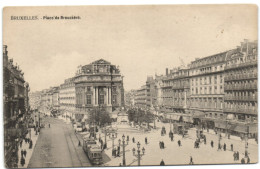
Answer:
[245,125,249,158]
[122,134,127,166]
[109,133,117,156]
[132,142,145,166]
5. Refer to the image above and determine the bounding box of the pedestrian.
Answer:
[159,141,162,149]
[49,123,50,128]
[247,156,250,164]
[132,137,135,143]
[127,135,129,142]
[211,140,214,148]
[233,152,236,161]
[20,140,23,148]
[103,143,107,150]
[78,141,81,146]
[145,137,148,144]
[237,151,240,160]
[20,156,25,167]
[231,144,233,151]
[204,137,206,144]
[162,141,165,149]
[189,156,194,165]
[223,143,226,151]
[24,150,27,157]
[160,159,165,166]
[178,140,181,147]
[21,149,23,157]
[218,143,221,151]
[117,146,120,157]
[241,158,245,164]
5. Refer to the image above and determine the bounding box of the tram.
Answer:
[82,138,103,165]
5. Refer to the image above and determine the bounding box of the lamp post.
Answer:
[132,142,145,166]
[245,125,249,158]
[122,134,126,166]
[109,132,117,156]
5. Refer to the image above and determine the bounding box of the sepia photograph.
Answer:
[2,4,258,168]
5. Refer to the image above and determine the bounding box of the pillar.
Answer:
[106,87,109,105]
[108,87,112,106]
[96,87,99,105]
[93,87,96,106]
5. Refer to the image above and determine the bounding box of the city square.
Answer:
[3,5,258,168]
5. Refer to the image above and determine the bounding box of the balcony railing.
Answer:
[223,107,257,115]
[172,84,190,89]
[224,83,257,90]
[224,73,257,81]
[225,60,257,70]
[224,95,258,101]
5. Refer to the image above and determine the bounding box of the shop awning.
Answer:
[215,121,227,129]
[183,116,193,123]
[165,113,180,121]
[248,124,257,133]
[233,125,247,133]
[192,111,205,118]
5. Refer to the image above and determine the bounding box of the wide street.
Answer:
[26,115,258,167]
[27,116,91,168]
[95,120,258,166]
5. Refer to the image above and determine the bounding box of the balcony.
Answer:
[225,60,257,70]
[224,83,257,91]
[223,108,257,115]
[224,73,257,81]
[172,84,190,89]
[224,95,257,101]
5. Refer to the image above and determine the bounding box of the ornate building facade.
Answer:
[223,40,258,137]
[74,59,124,114]
[188,51,227,127]
[3,45,30,167]
[59,77,76,117]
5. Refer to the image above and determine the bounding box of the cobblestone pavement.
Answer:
[27,116,91,168]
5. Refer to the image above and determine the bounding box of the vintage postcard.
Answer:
[3,5,258,168]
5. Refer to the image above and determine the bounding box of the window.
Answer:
[112,95,117,104]
[87,95,91,104]
[87,86,91,92]
[112,87,117,92]
[99,95,104,104]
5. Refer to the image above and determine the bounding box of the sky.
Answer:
[3,5,257,92]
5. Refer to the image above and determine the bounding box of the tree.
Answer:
[87,107,112,127]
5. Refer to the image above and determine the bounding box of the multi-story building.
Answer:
[161,67,191,122]
[51,86,60,111]
[74,59,124,115]
[188,50,227,127]
[154,75,164,109]
[146,76,157,108]
[3,45,30,168]
[124,89,137,108]
[135,85,147,109]
[29,91,42,110]
[223,40,258,138]
[59,77,76,117]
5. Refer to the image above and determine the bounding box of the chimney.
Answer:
[166,68,168,75]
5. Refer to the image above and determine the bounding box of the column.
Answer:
[93,87,96,106]
[108,87,112,106]
[96,87,99,105]
[106,87,109,105]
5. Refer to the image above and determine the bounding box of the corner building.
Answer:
[224,40,258,138]
[74,59,124,114]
